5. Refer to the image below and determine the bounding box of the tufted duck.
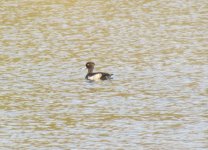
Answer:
[85,62,113,81]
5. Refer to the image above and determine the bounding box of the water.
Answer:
[0,0,208,149]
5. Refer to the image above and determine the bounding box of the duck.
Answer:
[85,62,113,81]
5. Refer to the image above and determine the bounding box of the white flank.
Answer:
[88,73,102,81]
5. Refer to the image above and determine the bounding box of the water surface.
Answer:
[0,0,208,149]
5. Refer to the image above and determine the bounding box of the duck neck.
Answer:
[88,67,94,73]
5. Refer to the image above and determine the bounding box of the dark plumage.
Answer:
[85,62,113,81]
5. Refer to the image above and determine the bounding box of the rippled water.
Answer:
[0,0,208,149]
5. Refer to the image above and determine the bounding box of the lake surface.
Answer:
[0,0,208,149]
